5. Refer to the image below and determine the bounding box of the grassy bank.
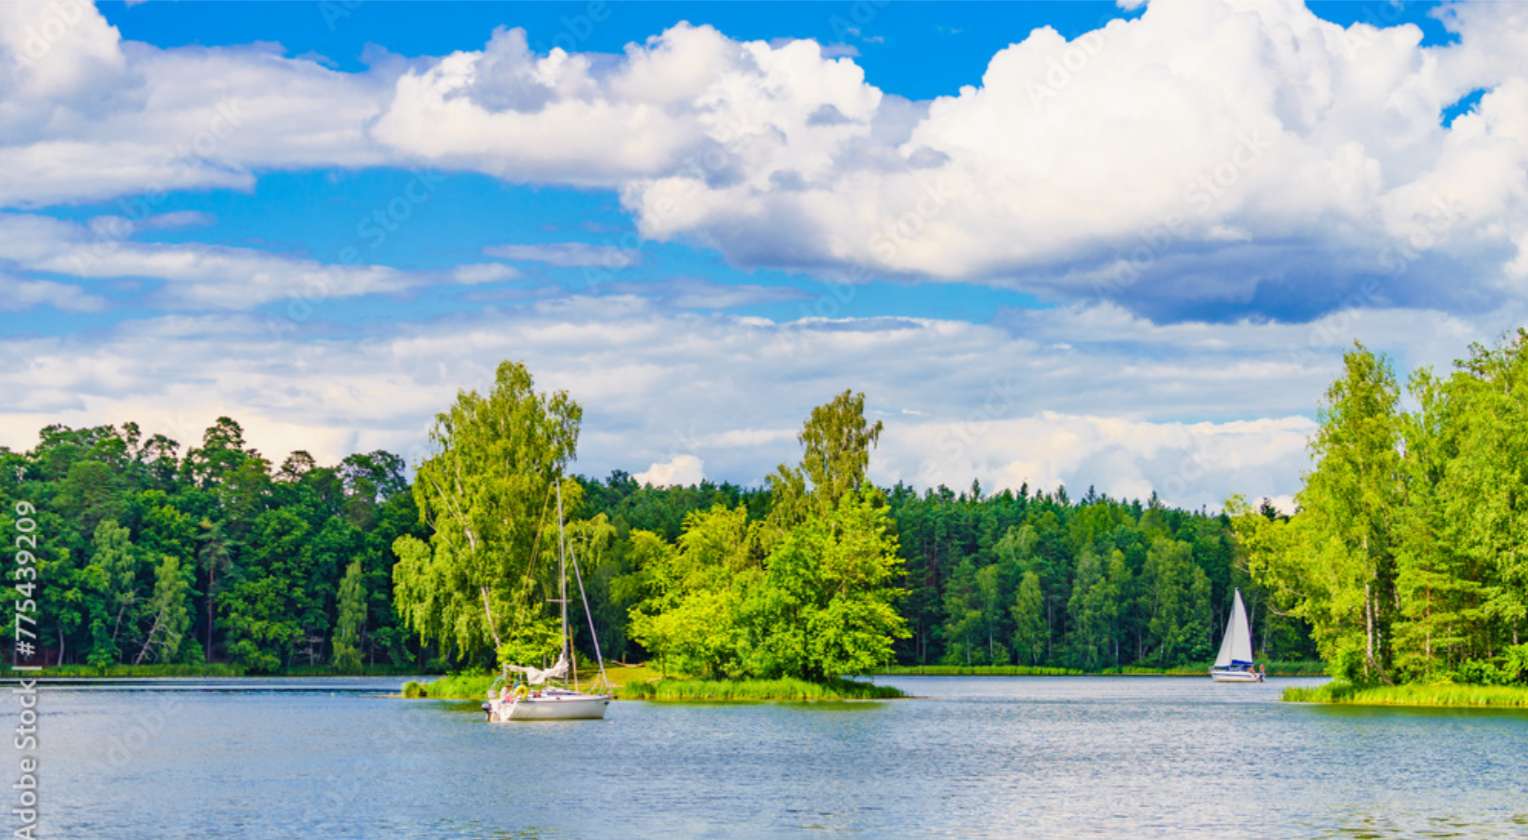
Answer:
[874,660,1326,678]
[1284,681,1528,709]
[4,663,433,679]
[402,663,659,700]
[402,663,902,702]
[618,677,902,702]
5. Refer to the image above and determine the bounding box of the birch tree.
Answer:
[392,361,581,667]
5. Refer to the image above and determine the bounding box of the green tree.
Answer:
[1067,547,1124,670]
[1240,345,1404,682]
[797,389,884,506]
[627,506,756,677]
[1010,571,1048,665]
[332,560,366,671]
[747,487,908,680]
[1142,538,1211,666]
[84,519,141,666]
[393,360,581,667]
[134,555,195,665]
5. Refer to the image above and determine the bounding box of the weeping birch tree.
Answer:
[392,361,581,667]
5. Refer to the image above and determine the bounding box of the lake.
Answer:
[23,676,1528,837]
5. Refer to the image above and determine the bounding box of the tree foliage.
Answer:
[1234,332,1528,685]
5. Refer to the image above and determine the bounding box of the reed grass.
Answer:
[402,672,494,700]
[617,677,903,702]
[1284,681,1528,708]
[403,665,902,702]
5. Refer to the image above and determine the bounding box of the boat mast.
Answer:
[555,480,571,686]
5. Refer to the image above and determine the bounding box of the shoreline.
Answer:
[873,661,1327,678]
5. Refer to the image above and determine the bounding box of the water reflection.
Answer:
[22,676,1528,838]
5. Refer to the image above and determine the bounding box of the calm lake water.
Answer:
[22,676,1528,838]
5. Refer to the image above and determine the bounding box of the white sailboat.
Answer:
[483,483,612,721]
[1209,589,1263,683]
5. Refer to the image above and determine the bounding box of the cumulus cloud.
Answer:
[5,3,1528,321]
[366,3,1528,320]
[635,453,705,487]
[0,2,393,206]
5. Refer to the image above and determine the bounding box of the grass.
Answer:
[401,663,902,702]
[402,662,662,700]
[1284,680,1528,709]
[617,677,903,702]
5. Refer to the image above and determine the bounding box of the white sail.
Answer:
[506,653,568,686]
[1213,589,1254,667]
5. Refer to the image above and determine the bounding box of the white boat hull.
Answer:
[485,691,610,722]
[1209,669,1263,683]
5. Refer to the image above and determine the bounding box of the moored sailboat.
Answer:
[483,483,612,721]
[1209,589,1263,683]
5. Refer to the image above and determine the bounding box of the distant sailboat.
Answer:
[483,482,612,721]
[1210,589,1263,683]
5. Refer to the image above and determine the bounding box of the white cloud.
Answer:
[873,413,1316,510]
[0,213,517,308]
[4,3,1527,319]
[611,277,808,309]
[482,242,641,268]
[635,453,704,487]
[368,4,1528,319]
[3,294,1519,508]
[0,273,105,312]
[0,3,393,207]
[452,263,519,284]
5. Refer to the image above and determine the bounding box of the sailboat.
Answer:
[483,483,612,721]
[1209,589,1263,683]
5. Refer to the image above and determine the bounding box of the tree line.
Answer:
[0,420,426,671]
[5,362,1316,675]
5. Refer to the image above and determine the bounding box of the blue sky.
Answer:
[2,0,1525,508]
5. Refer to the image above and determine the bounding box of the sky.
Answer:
[2,0,1526,510]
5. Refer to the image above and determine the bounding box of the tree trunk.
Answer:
[205,566,216,662]
[1364,582,1375,680]
[134,610,162,666]
[480,586,504,651]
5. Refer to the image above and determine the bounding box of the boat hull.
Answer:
[1209,668,1263,683]
[485,693,611,722]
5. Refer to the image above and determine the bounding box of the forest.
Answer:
[1,360,1312,676]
